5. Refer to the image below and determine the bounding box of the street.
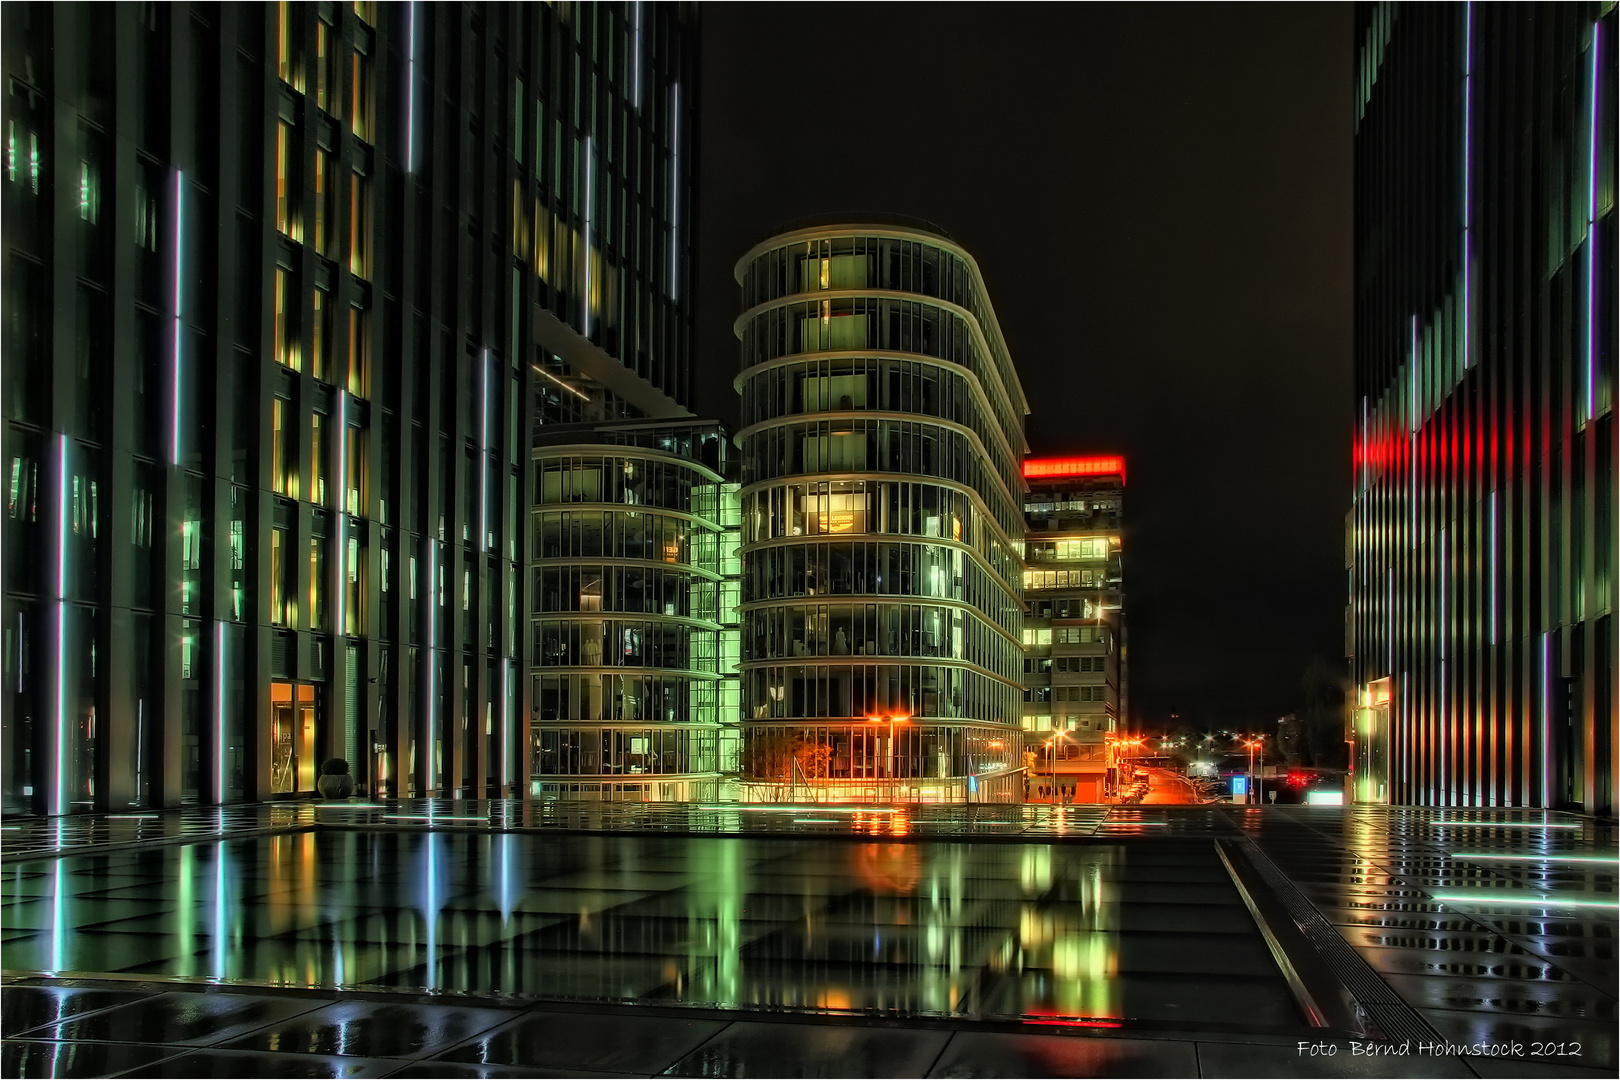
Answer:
[1139,767,1200,804]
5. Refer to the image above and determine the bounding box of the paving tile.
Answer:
[926,1031,1196,1078]
[436,1009,727,1075]
[0,1038,186,1078]
[1379,972,1617,1022]
[386,1063,642,1079]
[1195,1040,1474,1078]
[0,985,146,1037]
[118,1047,401,1078]
[661,1020,949,1078]
[38,990,331,1046]
[1465,1056,1620,1079]
[220,999,520,1059]
[1414,1008,1617,1072]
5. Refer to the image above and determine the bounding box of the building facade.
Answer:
[529,419,738,802]
[1021,456,1126,803]
[1,1,699,814]
[1348,2,1616,814]
[733,220,1029,803]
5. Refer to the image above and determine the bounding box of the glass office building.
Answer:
[530,419,739,802]
[1021,457,1126,804]
[1348,3,1615,814]
[1,1,699,814]
[733,219,1029,803]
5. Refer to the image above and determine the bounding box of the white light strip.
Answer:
[215,620,227,803]
[1450,853,1617,863]
[171,171,185,465]
[1461,1,1473,369]
[1541,632,1551,805]
[582,138,593,337]
[426,539,437,794]
[631,2,643,108]
[336,390,348,633]
[384,814,487,822]
[1433,893,1618,908]
[499,655,509,792]
[1585,22,1601,420]
[1432,820,1580,829]
[405,2,418,172]
[316,803,385,809]
[480,350,490,552]
[669,83,680,299]
[54,433,68,816]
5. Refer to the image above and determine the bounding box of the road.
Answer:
[1140,767,1199,804]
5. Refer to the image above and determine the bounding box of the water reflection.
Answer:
[2,833,1302,1031]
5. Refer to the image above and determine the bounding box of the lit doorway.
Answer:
[270,681,318,794]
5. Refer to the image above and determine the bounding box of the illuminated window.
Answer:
[348,170,370,278]
[350,47,373,143]
[270,526,292,626]
[275,121,302,241]
[351,0,374,24]
[271,397,296,497]
[308,537,325,630]
[313,148,335,256]
[273,268,300,371]
[314,18,339,115]
[311,286,332,382]
[344,420,366,516]
[347,305,370,397]
[276,1,304,92]
[310,411,328,506]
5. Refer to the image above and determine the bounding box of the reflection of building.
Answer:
[1021,458,1126,803]
[733,219,1029,802]
[1348,4,1616,814]
[0,3,699,813]
[529,420,739,802]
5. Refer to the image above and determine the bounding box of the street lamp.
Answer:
[1045,730,1072,804]
[1244,736,1266,805]
[869,714,908,804]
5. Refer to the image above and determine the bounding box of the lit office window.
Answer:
[348,171,370,278]
[352,0,375,24]
[313,148,335,257]
[308,536,326,630]
[350,46,373,143]
[270,526,290,626]
[271,397,298,499]
[315,17,339,115]
[347,305,370,397]
[273,268,299,370]
[276,1,304,91]
[310,411,328,506]
[312,287,332,381]
[345,533,365,636]
[344,420,366,516]
[275,121,302,241]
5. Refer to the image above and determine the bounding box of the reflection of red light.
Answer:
[854,842,920,894]
[1023,1017,1123,1029]
[1023,456,1126,484]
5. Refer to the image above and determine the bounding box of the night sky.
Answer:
[692,3,1353,731]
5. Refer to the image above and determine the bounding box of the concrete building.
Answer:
[732,219,1029,803]
[1021,456,1126,803]
[0,1,699,813]
[1348,2,1615,814]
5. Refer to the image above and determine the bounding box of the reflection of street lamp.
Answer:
[1045,731,1072,803]
[869,714,908,804]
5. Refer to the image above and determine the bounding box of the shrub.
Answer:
[320,758,350,776]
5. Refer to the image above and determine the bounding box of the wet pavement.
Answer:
[1,803,1613,1078]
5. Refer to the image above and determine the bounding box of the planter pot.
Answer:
[317,773,355,799]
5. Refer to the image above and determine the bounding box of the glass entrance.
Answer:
[270,681,318,794]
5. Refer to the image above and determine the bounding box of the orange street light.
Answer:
[869,714,908,804]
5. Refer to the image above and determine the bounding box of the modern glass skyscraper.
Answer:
[1348,3,1615,814]
[734,219,1028,803]
[1,1,699,814]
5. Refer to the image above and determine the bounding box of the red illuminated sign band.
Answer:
[1023,456,1126,483]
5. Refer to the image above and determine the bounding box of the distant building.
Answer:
[733,219,1029,802]
[1348,3,1615,814]
[1021,457,1126,803]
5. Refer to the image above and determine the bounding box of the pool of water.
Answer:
[2,832,1308,1034]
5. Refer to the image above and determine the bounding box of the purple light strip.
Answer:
[171,171,184,465]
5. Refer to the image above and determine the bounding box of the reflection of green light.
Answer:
[1450,853,1617,864]
[1432,821,1580,829]
[1433,893,1617,908]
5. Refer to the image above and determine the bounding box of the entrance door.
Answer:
[271,681,319,794]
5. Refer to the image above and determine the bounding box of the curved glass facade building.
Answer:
[530,422,737,802]
[733,221,1029,803]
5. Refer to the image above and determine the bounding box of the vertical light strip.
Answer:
[582,139,593,337]
[1488,491,1497,645]
[631,2,643,108]
[426,539,437,794]
[1540,631,1551,805]
[54,434,68,816]
[336,390,348,634]
[669,83,681,300]
[405,2,418,172]
[1462,1,1473,369]
[1386,567,1393,674]
[1409,316,1419,548]
[479,350,490,552]
[499,655,509,794]
[215,620,227,803]
[171,170,185,465]
[1585,22,1601,421]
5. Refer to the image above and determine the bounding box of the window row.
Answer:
[269,395,367,513]
[271,269,372,397]
[531,563,693,618]
[743,663,1020,726]
[740,358,1018,489]
[1025,538,1112,562]
[1024,568,1111,590]
[533,453,722,513]
[742,418,1022,540]
[274,121,372,280]
[532,725,718,778]
[532,672,705,725]
[532,617,701,672]
[742,601,1020,681]
[1053,655,1107,674]
[744,477,980,546]
[738,296,1020,448]
[739,720,1018,784]
[743,540,1023,638]
[533,509,713,565]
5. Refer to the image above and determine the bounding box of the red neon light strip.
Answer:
[1023,456,1126,482]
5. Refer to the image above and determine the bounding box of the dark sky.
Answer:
[692,3,1353,731]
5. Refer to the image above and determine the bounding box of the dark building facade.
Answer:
[1348,2,1616,814]
[1,1,699,814]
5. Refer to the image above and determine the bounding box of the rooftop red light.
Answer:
[1023,455,1126,483]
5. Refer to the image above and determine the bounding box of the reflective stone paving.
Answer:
[0,804,1613,1077]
